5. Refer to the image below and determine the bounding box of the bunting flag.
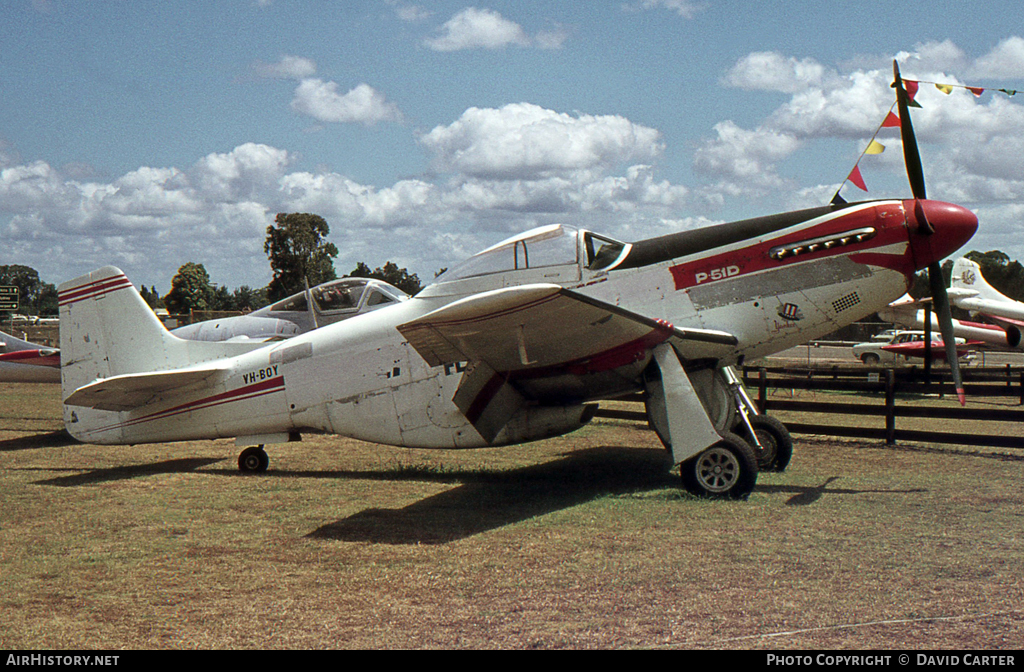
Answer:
[865,140,885,154]
[832,74,1019,202]
[913,78,1018,98]
[904,80,923,107]
[847,165,868,192]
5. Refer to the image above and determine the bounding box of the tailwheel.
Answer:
[238,445,269,473]
[680,432,758,500]
[746,415,793,473]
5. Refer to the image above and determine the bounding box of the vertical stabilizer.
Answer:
[58,267,178,396]
[951,258,1012,303]
[58,267,260,401]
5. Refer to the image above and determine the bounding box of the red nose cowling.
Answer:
[905,200,979,270]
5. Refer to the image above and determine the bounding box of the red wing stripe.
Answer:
[59,275,134,306]
[404,293,562,333]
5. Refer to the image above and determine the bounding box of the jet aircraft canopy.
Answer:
[264,277,408,315]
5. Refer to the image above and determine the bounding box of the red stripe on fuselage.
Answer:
[668,203,909,291]
[79,376,286,437]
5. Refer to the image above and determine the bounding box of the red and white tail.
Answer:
[58,267,183,396]
[58,267,267,443]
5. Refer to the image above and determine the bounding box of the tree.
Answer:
[265,213,339,302]
[139,285,165,310]
[0,265,58,316]
[348,261,422,295]
[231,286,268,312]
[163,262,215,314]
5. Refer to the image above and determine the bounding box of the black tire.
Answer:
[680,432,758,500]
[861,352,880,365]
[238,445,269,473]
[746,415,794,472]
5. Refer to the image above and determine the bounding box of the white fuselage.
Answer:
[63,201,925,449]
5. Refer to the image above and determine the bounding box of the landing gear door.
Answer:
[644,343,721,464]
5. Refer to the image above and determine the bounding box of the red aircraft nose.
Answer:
[905,199,978,270]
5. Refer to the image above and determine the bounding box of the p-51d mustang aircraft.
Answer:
[56,64,978,499]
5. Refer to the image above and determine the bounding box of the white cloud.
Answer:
[693,121,800,190]
[623,0,705,19]
[423,7,557,52]
[290,80,403,125]
[723,52,831,93]
[387,1,432,22]
[419,103,663,179]
[969,36,1024,79]
[253,55,317,80]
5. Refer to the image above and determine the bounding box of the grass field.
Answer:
[1,382,1022,649]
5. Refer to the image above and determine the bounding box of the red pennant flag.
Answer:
[882,111,901,128]
[968,86,984,97]
[848,165,868,192]
[905,80,919,101]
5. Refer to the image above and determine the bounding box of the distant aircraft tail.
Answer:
[950,258,1011,303]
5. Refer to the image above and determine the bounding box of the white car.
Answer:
[853,330,969,365]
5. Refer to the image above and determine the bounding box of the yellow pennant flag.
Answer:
[865,140,885,154]
[935,83,954,94]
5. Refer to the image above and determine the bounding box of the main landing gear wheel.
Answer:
[746,415,793,473]
[238,445,269,473]
[680,432,758,500]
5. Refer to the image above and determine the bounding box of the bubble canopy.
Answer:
[434,225,630,285]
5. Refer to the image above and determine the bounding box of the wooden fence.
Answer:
[596,364,1024,449]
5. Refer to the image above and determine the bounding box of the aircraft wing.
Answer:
[63,364,230,412]
[398,284,737,373]
[0,348,61,368]
[398,284,737,443]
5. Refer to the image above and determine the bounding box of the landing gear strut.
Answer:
[238,445,269,473]
[719,367,793,472]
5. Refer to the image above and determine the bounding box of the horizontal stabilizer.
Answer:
[64,364,229,412]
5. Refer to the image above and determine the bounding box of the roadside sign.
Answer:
[0,286,18,311]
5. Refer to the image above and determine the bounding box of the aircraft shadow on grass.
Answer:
[28,457,225,487]
[13,431,927,543]
[757,476,926,507]
[0,429,77,452]
[304,446,679,545]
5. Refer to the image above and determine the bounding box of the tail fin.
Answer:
[950,258,1011,303]
[58,267,260,400]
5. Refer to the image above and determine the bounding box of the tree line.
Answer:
[2,213,422,316]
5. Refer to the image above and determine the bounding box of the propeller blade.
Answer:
[893,61,928,202]
[928,261,965,405]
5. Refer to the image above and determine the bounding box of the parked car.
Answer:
[853,330,971,365]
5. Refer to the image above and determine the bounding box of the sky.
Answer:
[2,0,1024,292]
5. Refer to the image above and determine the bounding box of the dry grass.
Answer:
[1,382,1022,649]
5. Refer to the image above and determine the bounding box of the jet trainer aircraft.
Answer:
[0,277,408,382]
[949,257,1024,348]
[878,257,1024,352]
[55,64,978,499]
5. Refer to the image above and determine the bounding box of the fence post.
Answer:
[885,369,896,445]
[758,367,767,414]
